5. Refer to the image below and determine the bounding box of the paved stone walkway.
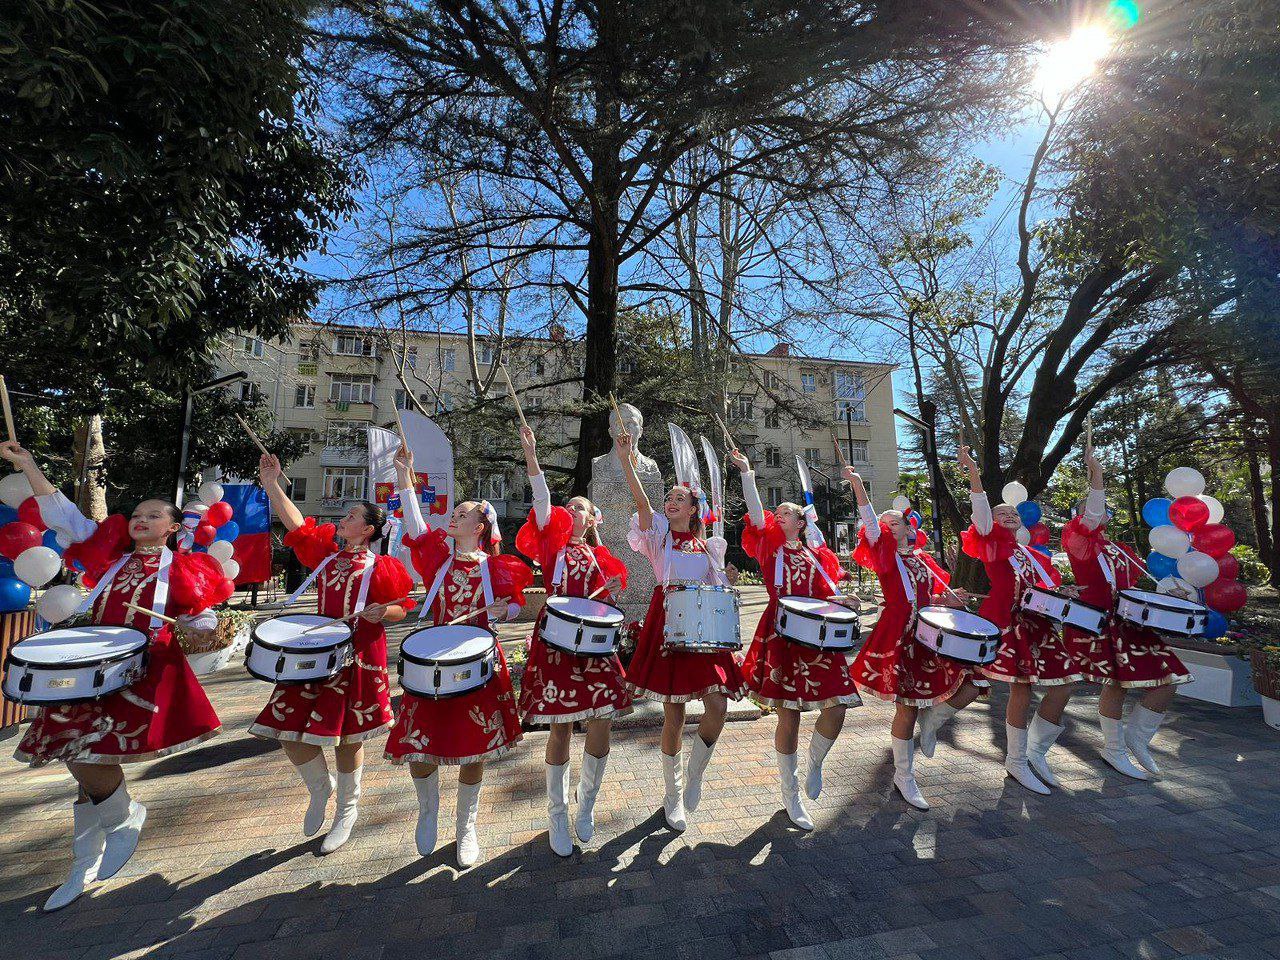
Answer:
[2,588,1279,960]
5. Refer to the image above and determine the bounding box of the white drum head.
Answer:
[403,625,495,663]
[918,607,1000,638]
[12,626,148,665]
[546,596,624,624]
[255,615,352,650]
[778,596,857,621]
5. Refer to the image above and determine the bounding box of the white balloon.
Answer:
[1198,495,1224,525]
[891,495,911,513]
[1164,466,1205,499]
[183,501,208,516]
[14,546,61,588]
[207,540,235,562]
[37,584,83,623]
[197,482,225,505]
[221,559,241,581]
[1148,524,1191,557]
[0,472,34,508]
[1001,481,1029,506]
[55,531,72,549]
[1015,527,1031,545]
[1156,576,1197,601]
[1176,550,1219,588]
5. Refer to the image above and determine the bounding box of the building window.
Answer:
[479,344,494,366]
[804,447,822,463]
[531,356,546,377]
[764,370,782,390]
[325,421,369,450]
[800,372,816,394]
[730,394,754,423]
[240,336,265,358]
[483,473,507,501]
[294,385,315,409]
[834,371,866,422]
[766,486,785,508]
[441,348,456,372]
[299,340,321,363]
[322,467,367,502]
[763,409,780,430]
[238,381,260,403]
[329,374,374,404]
[394,346,418,369]
[288,477,308,501]
[394,388,412,411]
[333,333,374,357]
[835,399,866,423]
[837,439,869,464]
[764,446,782,468]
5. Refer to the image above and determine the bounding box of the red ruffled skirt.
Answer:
[385,645,522,765]
[979,612,1085,686]
[249,629,392,747]
[850,606,967,707]
[518,618,632,724]
[15,628,221,766]
[624,586,747,703]
[1068,623,1192,688]
[741,601,861,711]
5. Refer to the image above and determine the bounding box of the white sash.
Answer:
[281,550,376,617]
[1098,551,1116,589]
[79,547,173,631]
[773,543,840,595]
[418,553,495,621]
[1011,544,1054,587]
[552,542,601,595]
[893,552,918,610]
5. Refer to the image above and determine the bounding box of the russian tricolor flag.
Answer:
[220,483,273,585]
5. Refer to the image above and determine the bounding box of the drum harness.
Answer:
[281,550,377,624]
[417,551,495,624]
[80,548,173,632]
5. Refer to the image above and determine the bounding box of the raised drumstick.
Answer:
[500,365,528,430]
[831,432,851,472]
[235,413,292,484]
[0,375,16,444]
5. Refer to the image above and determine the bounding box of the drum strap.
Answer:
[1097,552,1116,589]
[78,547,173,630]
[418,554,495,621]
[552,544,601,594]
[894,553,917,610]
[1011,545,1054,587]
[773,545,840,596]
[281,550,376,617]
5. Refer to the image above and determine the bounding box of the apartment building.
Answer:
[217,323,900,534]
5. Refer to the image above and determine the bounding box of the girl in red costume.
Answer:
[387,446,532,868]
[1057,449,1191,780]
[618,428,744,832]
[251,454,413,854]
[3,441,231,911]
[730,449,860,830]
[847,466,978,810]
[516,425,629,855]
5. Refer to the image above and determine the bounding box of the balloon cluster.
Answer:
[1001,482,1053,561]
[0,472,64,612]
[182,482,243,583]
[1142,466,1244,639]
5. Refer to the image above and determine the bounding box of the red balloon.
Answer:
[16,497,46,530]
[1203,578,1247,613]
[1216,553,1240,581]
[1169,496,1210,532]
[212,578,236,604]
[0,522,42,561]
[205,501,234,527]
[1029,522,1051,546]
[1191,523,1235,559]
[194,523,217,546]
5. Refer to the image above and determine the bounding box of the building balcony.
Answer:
[323,399,376,420]
[319,446,368,468]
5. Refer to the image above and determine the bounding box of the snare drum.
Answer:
[914,606,1002,665]
[662,585,742,652]
[1020,586,1109,636]
[245,614,354,684]
[1114,588,1208,637]
[3,626,149,705]
[540,596,626,657]
[399,625,497,698]
[775,596,861,652]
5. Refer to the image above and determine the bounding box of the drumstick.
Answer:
[831,433,851,473]
[1085,414,1093,455]
[297,596,413,634]
[235,413,292,484]
[124,602,179,625]
[0,375,16,444]
[443,597,511,627]
[500,365,528,430]
[711,410,737,453]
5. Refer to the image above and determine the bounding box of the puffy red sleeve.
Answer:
[402,527,451,585]
[852,521,897,574]
[168,552,235,613]
[812,544,850,584]
[370,555,418,611]
[488,554,534,608]
[593,545,628,592]
[960,523,1017,564]
[741,511,787,569]
[916,550,950,597]
[1061,516,1105,563]
[283,517,339,570]
[63,514,132,586]
[515,505,573,572]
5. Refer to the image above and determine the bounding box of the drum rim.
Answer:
[401,627,497,666]
[1117,588,1208,615]
[663,584,739,597]
[916,605,1000,640]
[777,594,860,624]
[1022,586,1109,617]
[661,639,743,651]
[250,620,354,654]
[544,595,626,627]
[5,627,150,670]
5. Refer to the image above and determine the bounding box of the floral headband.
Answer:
[479,499,502,545]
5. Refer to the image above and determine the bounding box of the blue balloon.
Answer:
[1142,497,1172,528]
[1029,543,1052,558]
[213,520,240,543]
[41,529,63,554]
[0,577,32,612]
[0,505,17,526]
[1146,551,1178,580]
[0,557,13,578]
[1201,609,1228,640]
[1017,501,1043,526]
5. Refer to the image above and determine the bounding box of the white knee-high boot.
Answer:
[1100,715,1149,780]
[320,767,361,854]
[891,737,929,810]
[1125,704,1166,776]
[684,736,716,813]
[661,752,686,831]
[776,752,814,830]
[546,762,573,857]
[94,781,146,880]
[455,780,483,867]
[917,702,957,759]
[805,732,836,800]
[1026,713,1065,788]
[412,771,439,856]
[1004,723,1051,795]
[296,755,334,837]
[43,801,105,912]
[575,752,608,843]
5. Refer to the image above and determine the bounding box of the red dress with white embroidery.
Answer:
[386,528,532,764]
[515,506,633,724]
[1061,517,1192,687]
[739,511,862,711]
[849,519,966,706]
[624,515,747,703]
[249,519,416,746]
[962,524,1084,686]
[15,504,230,766]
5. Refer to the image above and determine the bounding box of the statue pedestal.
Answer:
[589,450,665,623]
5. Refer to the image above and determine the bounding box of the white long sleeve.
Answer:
[1082,486,1107,530]
[740,470,766,529]
[971,491,993,536]
[36,491,99,544]
[399,486,427,538]
[529,471,551,527]
[858,503,881,543]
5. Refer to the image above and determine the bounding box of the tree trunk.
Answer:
[1246,438,1274,576]
[1266,421,1280,588]
[72,415,108,520]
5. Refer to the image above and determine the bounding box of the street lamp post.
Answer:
[894,404,947,566]
[173,371,248,506]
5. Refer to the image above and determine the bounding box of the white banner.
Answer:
[368,411,454,581]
